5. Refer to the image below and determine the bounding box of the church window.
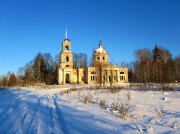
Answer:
[109,76,111,82]
[120,72,125,74]
[66,56,69,62]
[120,72,125,80]
[97,57,100,61]
[121,76,125,80]
[66,65,69,67]
[103,57,105,60]
[91,71,96,74]
[91,71,96,81]
[91,76,95,81]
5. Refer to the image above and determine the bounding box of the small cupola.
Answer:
[93,40,109,67]
[95,40,108,54]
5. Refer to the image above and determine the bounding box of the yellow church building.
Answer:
[58,31,128,85]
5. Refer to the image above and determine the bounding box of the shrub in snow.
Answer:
[160,83,174,91]
[155,104,164,116]
[99,99,106,109]
[133,122,144,132]
[83,94,93,104]
[147,124,153,132]
[173,122,180,128]
[112,102,132,120]
[126,91,131,101]
[109,86,123,94]
[70,87,77,91]
[60,90,69,95]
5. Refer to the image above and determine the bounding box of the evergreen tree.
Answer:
[153,45,162,62]
[8,73,17,87]
[33,53,45,83]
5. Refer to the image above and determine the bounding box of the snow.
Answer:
[0,84,180,134]
[95,44,107,53]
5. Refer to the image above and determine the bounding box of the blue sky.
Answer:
[0,0,180,75]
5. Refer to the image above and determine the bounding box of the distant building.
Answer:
[58,30,128,85]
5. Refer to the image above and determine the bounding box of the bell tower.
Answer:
[60,29,73,68]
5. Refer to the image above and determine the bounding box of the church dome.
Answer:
[95,41,108,53]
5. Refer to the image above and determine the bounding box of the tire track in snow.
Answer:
[54,94,70,134]
[39,91,56,132]
[33,91,63,134]
[41,92,57,134]
[25,97,42,134]
[12,93,43,133]
[0,90,30,116]
[42,92,64,134]
[0,97,22,118]
[7,110,28,134]
[0,91,32,134]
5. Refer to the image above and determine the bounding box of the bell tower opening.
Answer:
[65,46,69,50]
[66,56,69,62]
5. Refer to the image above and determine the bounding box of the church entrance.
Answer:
[66,73,70,83]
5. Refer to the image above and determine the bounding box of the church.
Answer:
[58,31,128,85]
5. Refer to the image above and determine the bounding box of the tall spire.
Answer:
[65,27,68,39]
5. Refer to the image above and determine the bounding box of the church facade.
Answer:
[58,31,128,85]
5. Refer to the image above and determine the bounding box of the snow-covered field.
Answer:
[0,84,180,134]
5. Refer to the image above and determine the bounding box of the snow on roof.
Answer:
[95,41,108,53]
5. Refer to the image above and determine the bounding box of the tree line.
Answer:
[128,45,180,83]
[0,45,180,88]
[0,52,88,88]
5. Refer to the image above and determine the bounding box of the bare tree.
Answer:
[132,45,176,84]
[1,75,8,88]
[133,48,152,83]
[73,53,88,69]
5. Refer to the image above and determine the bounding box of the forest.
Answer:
[0,45,180,87]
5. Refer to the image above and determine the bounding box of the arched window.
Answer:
[91,71,96,81]
[66,56,69,62]
[97,57,100,61]
[120,72,125,74]
[91,71,96,74]
[65,46,69,50]
[120,72,125,80]
[66,65,69,67]
[103,57,105,60]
